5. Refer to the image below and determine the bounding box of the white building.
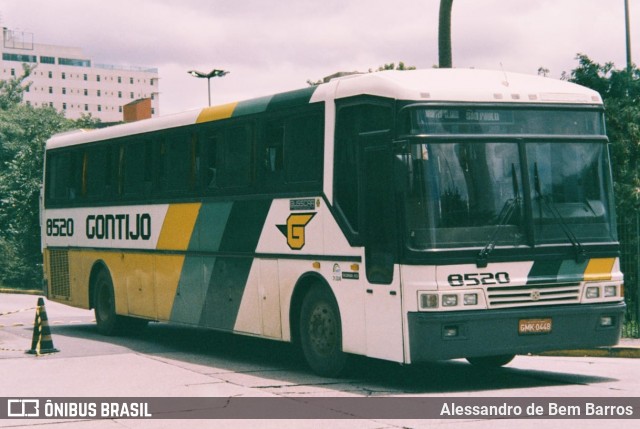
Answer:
[0,27,159,122]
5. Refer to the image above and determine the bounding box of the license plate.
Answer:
[518,318,552,335]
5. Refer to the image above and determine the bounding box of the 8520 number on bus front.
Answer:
[447,272,510,287]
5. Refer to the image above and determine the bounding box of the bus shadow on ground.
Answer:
[49,321,616,395]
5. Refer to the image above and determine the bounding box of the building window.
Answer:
[84,89,88,96]
[118,91,122,98]
[49,87,53,94]
[85,104,89,111]
[62,88,67,95]
[97,75,101,82]
[3,53,37,63]
[40,56,55,64]
[58,58,91,67]
[11,68,15,76]
[98,105,102,112]
[83,74,88,81]
[119,106,123,113]
[130,92,134,99]
[118,76,122,83]
[48,71,53,78]
[130,77,134,84]
[62,72,66,80]
[62,103,67,110]
[97,90,101,97]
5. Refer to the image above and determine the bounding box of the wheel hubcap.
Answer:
[309,303,336,355]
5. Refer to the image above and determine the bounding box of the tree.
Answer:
[307,62,416,86]
[0,63,32,110]
[370,62,417,72]
[0,67,99,288]
[438,0,454,68]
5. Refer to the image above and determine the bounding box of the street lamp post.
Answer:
[188,69,230,106]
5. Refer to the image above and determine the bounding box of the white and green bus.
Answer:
[42,69,625,376]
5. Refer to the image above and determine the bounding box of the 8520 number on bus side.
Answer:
[448,272,510,287]
[46,218,74,237]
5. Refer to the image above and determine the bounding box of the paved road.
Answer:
[1,292,639,428]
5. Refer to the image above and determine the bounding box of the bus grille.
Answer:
[49,250,71,299]
[486,282,581,308]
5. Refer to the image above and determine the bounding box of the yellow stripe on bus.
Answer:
[584,258,616,281]
[156,203,201,250]
[196,102,238,124]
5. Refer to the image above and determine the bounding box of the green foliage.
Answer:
[307,62,416,86]
[0,63,32,110]
[370,62,417,72]
[0,67,100,288]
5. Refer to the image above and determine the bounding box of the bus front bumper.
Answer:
[407,302,626,363]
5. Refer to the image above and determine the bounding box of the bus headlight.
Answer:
[586,286,600,299]
[420,293,439,309]
[604,285,617,297]
[442,294,458,307]
[463,293,478,306]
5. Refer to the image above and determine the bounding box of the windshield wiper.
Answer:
[533,163,587,263]
[477,164,521,268]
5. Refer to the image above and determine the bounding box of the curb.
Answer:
[537,347,640,359]
[0,288,43,296]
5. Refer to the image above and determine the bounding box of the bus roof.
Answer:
[47,68,603,150]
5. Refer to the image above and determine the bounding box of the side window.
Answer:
[46,151,82,204]
[199,130,222,192]
[265,121,284,174]
[122,139,153,199]
[222,124,253,189]
[334,107,361,233]
[285,112,323,184]
[259,110,324,192]
[158,133,193,195]
[334,102,393,239]
[84,146,112,201]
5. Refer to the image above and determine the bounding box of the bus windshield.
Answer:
[399,140,617,251]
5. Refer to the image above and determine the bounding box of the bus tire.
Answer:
[94,269,120,336]
[466,354,515,368]
[299,286,348,377]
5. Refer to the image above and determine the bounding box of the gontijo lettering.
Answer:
[86,213,151,240]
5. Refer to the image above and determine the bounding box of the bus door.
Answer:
[360,131,404,362]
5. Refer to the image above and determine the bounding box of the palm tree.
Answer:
[438,0,454,68]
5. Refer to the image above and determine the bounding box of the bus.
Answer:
[42,69,625,376]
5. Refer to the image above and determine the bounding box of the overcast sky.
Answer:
[1,0,638,115]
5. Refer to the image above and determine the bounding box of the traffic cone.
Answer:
[26,297,59,355]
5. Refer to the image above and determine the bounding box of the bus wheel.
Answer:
[299,286,348,377]
[466,354,515,368]
[94,269,119,336]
